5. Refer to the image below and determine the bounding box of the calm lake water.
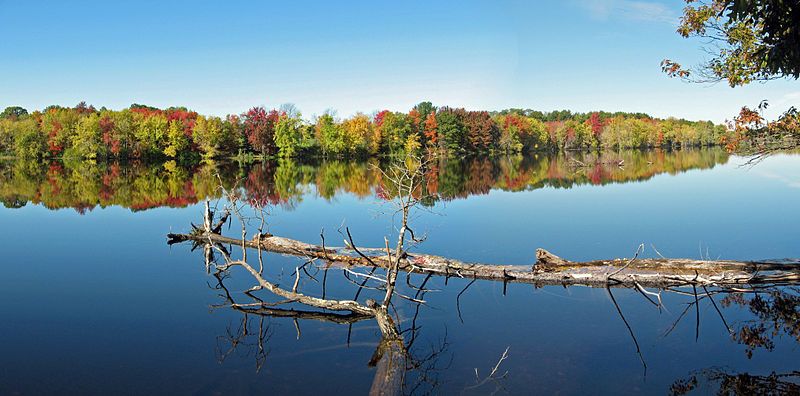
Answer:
[1,149,799,395]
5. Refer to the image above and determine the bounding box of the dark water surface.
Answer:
[1,149,799,395]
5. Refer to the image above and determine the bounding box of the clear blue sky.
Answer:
[1,0,798,123]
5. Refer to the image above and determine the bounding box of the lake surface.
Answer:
[1,149,799,395]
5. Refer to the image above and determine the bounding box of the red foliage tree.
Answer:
[130,105,162,117]
[374,110,390,127]
[99,116,120,155]
[409,108,421,127]
[504,114,523,130]
[545,121,563,144]
[243,107,281,156]
[165,108,198,137]
[74,101,96,115]
[463,111,498,151]
[47,120,63,155]
[423,111,438,145]
[504,114,531,142]
[586,112,604,137]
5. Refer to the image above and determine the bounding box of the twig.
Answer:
[608,243,645,280]
[465,346,511,391]
[651,243,666,259]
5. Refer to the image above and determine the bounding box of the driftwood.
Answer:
[167,230,800,289]
[168,156,799,395]
[181,159,462,396]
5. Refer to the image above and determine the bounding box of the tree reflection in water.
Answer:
[171,185,799,394]
[721,288,800,359]
[667,286,800,395]
[0,148,729,212]
[208,269,452,395]
[199,253,800,395]
[178,156,456,396]
[671,368,800,395]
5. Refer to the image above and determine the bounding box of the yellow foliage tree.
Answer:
[341,113,374,155]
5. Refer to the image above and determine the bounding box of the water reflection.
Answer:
[722,288,800,359]
[662,286,800,395]
[0,148,729,212]
[208,260,451,395]
[3,147,798,394]
[201,251,800,394]
[172,177,799,394]
[670,368,800,395]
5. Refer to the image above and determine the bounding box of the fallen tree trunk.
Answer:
[167,231,800,288]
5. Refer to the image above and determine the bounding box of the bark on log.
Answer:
[167,231,800,288]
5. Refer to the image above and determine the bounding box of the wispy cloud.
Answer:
[758,171,800,189]
[577,0,678,24]
[786,91,800,100]
[775,91,800,105]
[756,91,800,120]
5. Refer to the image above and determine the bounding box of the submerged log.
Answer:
[368,337,407,396]
[167,231,800,288]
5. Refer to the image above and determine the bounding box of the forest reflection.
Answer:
[0,148,729,212]
[669,287,800,395]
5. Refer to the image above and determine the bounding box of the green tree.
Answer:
[316,112,347,156]
[12,118,46,158]
[299,124,319,154]
[41,108,80,156]
[1,106,28,120]
[133,113,168,157]
[527,118,550,150]
[222,114,246,155]
[378,112,412,154]
[107,110,136,157]
[192,115,227,159]
[71,113,103,159]
[274,114,304,157]
[571,121,593,149]
[435,108,466,153]
[0,119,15,153]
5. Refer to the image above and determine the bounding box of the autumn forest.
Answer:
[0,102,729,161]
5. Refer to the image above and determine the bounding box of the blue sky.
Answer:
[1,0,798,123]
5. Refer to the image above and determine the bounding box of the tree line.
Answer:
[0,102,728,161]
